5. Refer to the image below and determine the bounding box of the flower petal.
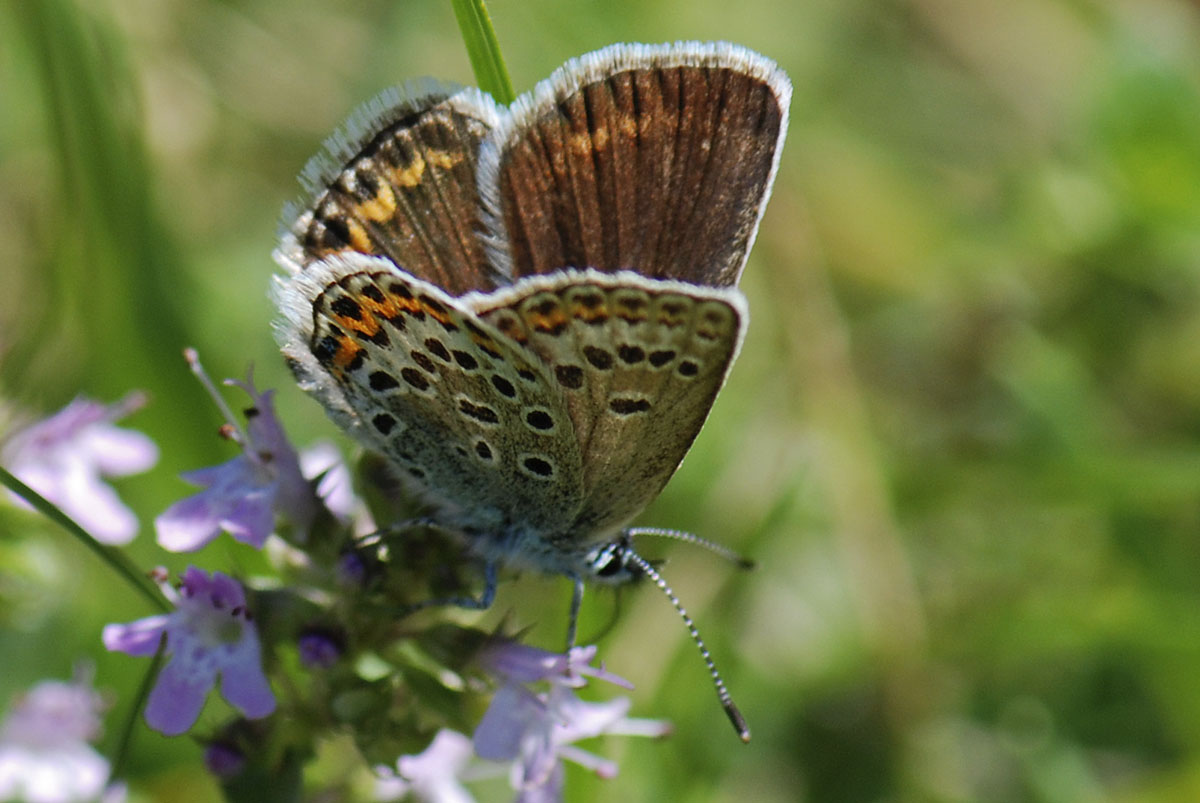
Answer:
[218,489,275,548]
[102,616,169,657]
[0,742,112,803]
[395,729,477,803]
[480,642,566,685]
[552,692,633,743]
[144,654,214,736]
[78,427,159,476]
[2,395,154,547]
[200,570,247,608]
[474,685,543,762]
[217,638,275,720]
[55,462,139,545]
[156,459,274,552]
[513,762,563,803]
[155,494,225,552]
[299,442,363,522]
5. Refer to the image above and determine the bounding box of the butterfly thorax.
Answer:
[447,511,635,583]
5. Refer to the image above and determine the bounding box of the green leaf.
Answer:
[449,0,515,104]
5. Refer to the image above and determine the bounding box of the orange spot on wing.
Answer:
[526,308,569,334]
[419,300,454,328]
[571,300,609,324]
[355,183,398,222]
[358,292,404,320]
[330,335,363,372]
[612,299,648,323]
[392,154,427,188]
[492,315,528,344]
[427,149,464,170]
[365,287,461,330]
[346,219,372,252]
[335,309,382,340]
[657,300,690,328]
[569,131,597,155]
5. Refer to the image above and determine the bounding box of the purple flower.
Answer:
[203,741,246,779]
[299,441,374,533]
[156,353,317,552]
[102,567,275,736]
[2,393,157,545]
[375,729,478,803]
[0,673,123,803]
[297,628,344,669]
[474,643,671,801]
[478,643,631,689]
[335,550,369,587]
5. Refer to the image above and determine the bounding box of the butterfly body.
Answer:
[273,39,789,612]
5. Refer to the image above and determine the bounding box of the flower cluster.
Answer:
[0,360,670,803]
[102,567,275,736]
[376,642,670,802]
[474,642,671,799]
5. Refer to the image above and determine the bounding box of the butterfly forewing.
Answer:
[470,271,747,536]
[478,42,791,288]
[292,255,586,534]
[280,87,505,296]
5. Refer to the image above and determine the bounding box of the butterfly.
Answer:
[272,41,790,740]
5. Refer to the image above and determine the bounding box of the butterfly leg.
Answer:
[396,561,497,616]
[372,516,439,538]
[370,518,500,614]
[353,516,441,554]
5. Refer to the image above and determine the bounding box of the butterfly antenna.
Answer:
[623,549,751,743]
[627,527,756,570]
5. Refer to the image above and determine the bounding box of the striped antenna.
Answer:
[623,549,751,743]
[627,526,756,569]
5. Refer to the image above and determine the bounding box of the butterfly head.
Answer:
[582,532,642,585]
[578,527,753,742]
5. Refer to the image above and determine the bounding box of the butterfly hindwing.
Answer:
[478,42,791,288]
[468,270,747,536]
[277,254,585,535]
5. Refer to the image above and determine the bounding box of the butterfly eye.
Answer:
[585,541,629,579]
[594,554,626,578]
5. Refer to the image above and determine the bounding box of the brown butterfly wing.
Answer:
[279,84,506,296]
[478,42,791,288]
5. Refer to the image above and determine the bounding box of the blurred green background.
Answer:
[5,0,1200,800]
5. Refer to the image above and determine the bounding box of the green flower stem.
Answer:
[450,0,515,104]
[108,635,165,781]
[0,466,167,612]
